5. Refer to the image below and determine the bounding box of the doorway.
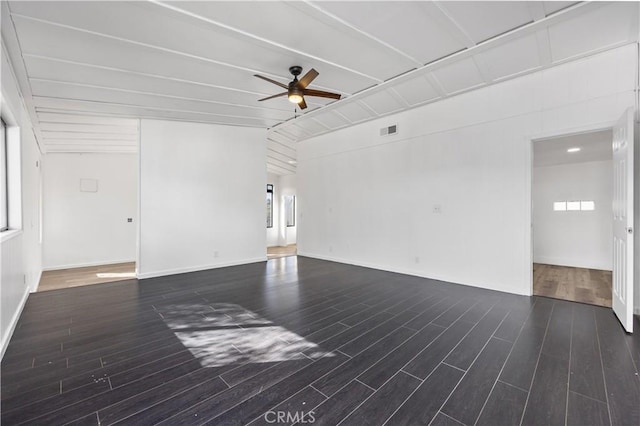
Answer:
[266,174,298,259]
[532,129,613,307]
[38,152,138,292]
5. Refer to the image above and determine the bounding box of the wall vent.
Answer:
[380,124,398,136]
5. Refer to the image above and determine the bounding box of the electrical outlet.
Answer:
[329,246,333,253]
[214,251,219,258]
[433,205,442,214]
[415,257,420,264]
[127,218,133,223]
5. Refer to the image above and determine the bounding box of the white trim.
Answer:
[297,252,530,296]
[31,268,42,293]
[136,119,142,279]
[43,258,136,272]
[0,229,22,243]
[533,256,612,272]
[0,287,29,360]
[137,257,267,280]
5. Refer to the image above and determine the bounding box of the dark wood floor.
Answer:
[1,257,639,425]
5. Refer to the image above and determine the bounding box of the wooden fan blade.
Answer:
[303,88,341,100]
[254,74,288,89]
[298,68,319,89]
[258,92,287,101]
[298,97,307,110]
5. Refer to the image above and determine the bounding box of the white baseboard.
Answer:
[137,257,267,280]
[1,287,29,360]
[43,259,137,272]
[533,256,612,271]
[298,251,530,296]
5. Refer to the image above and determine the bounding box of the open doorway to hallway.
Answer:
[532,129,612,307]
[38,152,138,292]
[38,262,136,292]
[266,173,297,260]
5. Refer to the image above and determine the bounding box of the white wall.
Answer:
[138,119,266,278]
[533,160,612,270]
[1,45,42,357]
[297,45,637,297]
[42,153,137,270]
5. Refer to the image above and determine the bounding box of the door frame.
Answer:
[526,120,617,297]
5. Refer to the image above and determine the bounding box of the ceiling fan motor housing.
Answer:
[289,65,303,77]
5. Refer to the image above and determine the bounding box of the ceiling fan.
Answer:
[255,66,341,110]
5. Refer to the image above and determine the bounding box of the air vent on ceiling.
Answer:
[380,124,398,136]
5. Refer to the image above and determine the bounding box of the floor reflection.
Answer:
[158,303,333,367]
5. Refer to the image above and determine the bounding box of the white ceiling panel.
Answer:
[391,75,441,106]
[359,91,404,115]
[167,1,417,82]
[34,99,276,128]
[29,79,292,122]
[37,113,138,127]
[24,56,276,107]
[281,123,312,139]
[293,119,328,136]
[10,1,371,93]
[308,111,350,130]
[11,14,369,96]
[542,2,578,16]
[548,2,635,62]
[431,57,484,94]
[475,34,541,80]
[268,139,296,157]
[41,131,137,141]
[311,1,466,65]
[1,0,633,164]
[332,101,375,123]
[38,123,138,134]
[437,1,533,43]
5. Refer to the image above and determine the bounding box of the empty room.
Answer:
[1,1,639,426]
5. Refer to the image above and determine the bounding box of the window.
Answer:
[553,202,566,211]
[266,184,273,228]
[285,195,295,227]
[1,119,7,231]
[567,201,581,211]
[553,200,595,212]
[580,201,595,211]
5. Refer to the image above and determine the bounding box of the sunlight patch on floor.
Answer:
[159,303,333,367]
[96,272,137,278]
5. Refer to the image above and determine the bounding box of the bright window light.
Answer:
[567,201,581,211]
[581,201,595,211]
[553,202,567,211]
[567,147,581,153]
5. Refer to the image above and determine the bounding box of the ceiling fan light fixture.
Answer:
[288,93,303,104]
[288,85,304,104]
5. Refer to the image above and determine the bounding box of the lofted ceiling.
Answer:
[1,1,638,176]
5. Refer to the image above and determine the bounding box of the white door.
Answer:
[612,108,634,333]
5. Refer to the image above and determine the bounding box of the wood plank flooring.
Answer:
[533,263,612,307]
[267,244,297,259]
[38,262,136,292]
[2,256,638,425]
